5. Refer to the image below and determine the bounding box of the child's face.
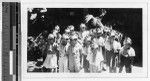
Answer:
[81,27,86,31]
[61,38,68,46]
[85,41,91,47]
[49,39,54,44]
[124,44,130,49]
[70,39,77,46]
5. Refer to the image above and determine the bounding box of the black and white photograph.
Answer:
[0,0,148,81]
[27,8,143,73]
[0,0,150,81]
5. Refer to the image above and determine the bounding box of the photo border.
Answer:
[0,2,2,81]
[21,1,148,79]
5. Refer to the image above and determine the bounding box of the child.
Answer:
[42,34,58,72]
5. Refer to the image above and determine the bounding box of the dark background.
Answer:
[28,8,142,67]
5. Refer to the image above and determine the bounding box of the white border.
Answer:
[147,0,150,77]
[21,1,148,80]
[0,2,2,81]
[148,0,150,78]
[9,51,13,75]
[21,0,149,3]
[1,0,20,2]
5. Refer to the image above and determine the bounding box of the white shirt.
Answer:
[83,46,92,56]
[58,45,68,57]
[120,47,135,57]
[113,40,121,53]
[93,38,99,49]
[98,37,105,46]
[67,43,83,61]
[82,31,89,39]
[127,47,135,57]
[105,37,111,51]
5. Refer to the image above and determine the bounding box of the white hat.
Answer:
[70,34,78,40]
[65,28,70,33]
[53,30,58,34]
[62,34,69,39]
[80,23,86,28]
[53,30,58,37]
[104,26,110,32]
[126,37,132,44]
[68,25,74,31]
[55,25,60,30]
[111,30,116,36]
[48,34,54,39]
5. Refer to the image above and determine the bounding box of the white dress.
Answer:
[94,37,105,71]
[88,48,97,72]
[43,45,58,68]
[67,43,83,72]
[58,44,69,72]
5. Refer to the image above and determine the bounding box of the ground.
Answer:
[27,61,143,73]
